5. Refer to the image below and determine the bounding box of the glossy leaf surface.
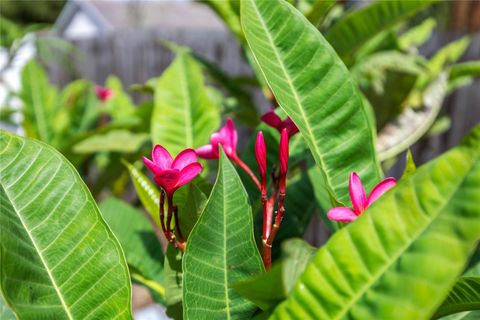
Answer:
[242,0,382,205]
[183,150,264,319]
[0,131,132,319]
[271,126,480,319]
[152,50,220,155]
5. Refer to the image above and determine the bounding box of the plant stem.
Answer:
[233,156,261,190]
[160,191,174,244]
[173,205,185,242]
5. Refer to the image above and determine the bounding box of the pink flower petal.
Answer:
[154,169,180,195]
[196,144,218,159]
[261,110,282,129]
[327,207,358,222]
[152,145,173,170]
[279,128,289,177]
[223,118,238,150]
[349,172,367,215]
[284,118,299,136]
[172,148,197,170]
[255,131,267,179]
[367,177,397,207]
[143,157,163,176]
[177,163,203,187]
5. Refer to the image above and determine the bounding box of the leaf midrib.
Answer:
[245,3,331,194]
[221,166,231,319]
[28,66,49,142]
[1,177,74,320]
[179,54,193,149]
[332,153,479,320]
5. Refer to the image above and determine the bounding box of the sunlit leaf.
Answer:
[0,131,132,319]
[183,150,264,319]
[242,0,383,206]
[271,125,480,319]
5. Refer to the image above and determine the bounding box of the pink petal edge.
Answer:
[195,144,218,159]
[366,177,397,207]
[349,172,367,215]
[152,145,173,170]
[327,207,358,222]
[142,157,163,176]
[172,148,197,170]
[177,163,203,186]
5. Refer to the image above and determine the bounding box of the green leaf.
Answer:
[233,239,316,311]
[401,149,417,180]
[0,131,132,319]
[325,0,437,59]
[271,125,480,319]
[164,246,183,319]
[152,50,220,155]
[99,197,165,302]
[183,150,264,319]
[440,311,480,320]
[242,0,382,206]
[432,277,480,319]
[304,0,335,28]
[398,17,437,50]
[72,130,149,154]
[19,60,58,144]
[449,61,480,80]
[104,76,136,120]
[0,293,15,320]
[123,160,161,225]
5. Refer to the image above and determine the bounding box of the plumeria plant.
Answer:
[1,1,480,320]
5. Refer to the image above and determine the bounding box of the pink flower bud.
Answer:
[196,118,238,160]
[279,128,289,192]
[255,131,267,182]
[279,128,289,177]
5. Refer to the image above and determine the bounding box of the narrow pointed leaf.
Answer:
[152,50,220,155]
[325,0,438,59]
[183,150,264,319]
[0,131,132,319]
[242,0,382,205]
[271,126,480,319]
[433,277,480,319]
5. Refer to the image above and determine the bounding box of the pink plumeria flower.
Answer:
[95,85,114,102]
[261,110,299,137]
[327,172,397,223]
[143,145,202,197]
[196,118,238,160]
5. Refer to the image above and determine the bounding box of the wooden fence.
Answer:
[47,26,479,246]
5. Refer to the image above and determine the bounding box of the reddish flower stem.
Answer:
[233,156,261,190]
[166,195,174,237]
[160,191,174,244]
[173,205,185,242]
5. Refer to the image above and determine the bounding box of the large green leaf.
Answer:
[0,131,132,319]
[99,198,165,302]
[325,0,437,59]
[72,130,149,154]
[242,0,382,206]
[152,50,220,155]
[271,125,480,319]
[183,150,264,319]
